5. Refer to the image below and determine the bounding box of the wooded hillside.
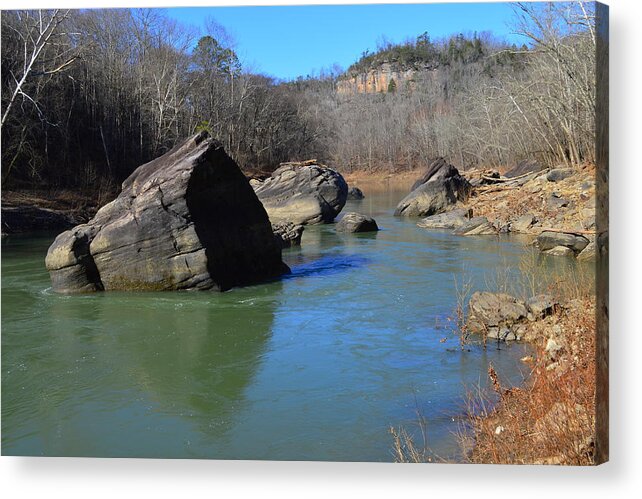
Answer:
[1,2,598,196]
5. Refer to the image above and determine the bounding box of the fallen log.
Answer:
[539,228,596,236]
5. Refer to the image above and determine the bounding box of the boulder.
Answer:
[347,186,365,200]
[536,231,590,254]
[410,158,452,191]
[253,162,348,225]
[45,132,288,293]
[467,292,528,337]
[544,245,575,257]
[394,159,471,217]
[453,216,497,236]
[527,294,559,320]
[504,159,545,178]
[335,212,378,233]
[511,214,535,233]
[546,168,575,182]
[272,221,304,248]
[577,240,596,261]
[417,208,471,230]
[547,193,570,209]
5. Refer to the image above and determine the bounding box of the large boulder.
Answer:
[45,132,289,293]
[536,231,590,254]
[335,212,378,233]
[253,162,348,225]
[394,158,471,217]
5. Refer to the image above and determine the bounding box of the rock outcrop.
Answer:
[335,212,378,233]
[253,161,348,225]
[394,158,471,217]
[45,132,288,293]
[467,291,560,342]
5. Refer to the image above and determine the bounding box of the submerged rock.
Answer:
[394,158,471,217]
[335,212,378,233]
[45,132,288,293]
[347,186,365,200]
[272,221,304,248]
[253,162,348,225]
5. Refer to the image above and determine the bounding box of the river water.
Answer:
[2,181,579,461]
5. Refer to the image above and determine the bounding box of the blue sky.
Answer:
[165,3,523,80]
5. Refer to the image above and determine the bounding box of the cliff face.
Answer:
[337,62,436,94]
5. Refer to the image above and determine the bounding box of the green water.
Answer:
[2,185,578,461]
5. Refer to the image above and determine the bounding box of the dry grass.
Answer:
[462,297,596,465]
[462,162,597,234]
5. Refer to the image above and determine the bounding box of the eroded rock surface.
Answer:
[45,132,288,293]
[253,162,348,225]
[272,221,304,248]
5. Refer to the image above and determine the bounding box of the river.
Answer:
[2,180,576,461]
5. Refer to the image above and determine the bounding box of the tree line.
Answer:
[1,2,598,196]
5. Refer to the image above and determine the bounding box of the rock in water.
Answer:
[394,158,471,217]
[347,186,365,200]
[253,162,348,225]
[467,292,529,339]
[272,221,304,248]
[45,132,289,293]
[417,208,471,230]
[335,212,378,233]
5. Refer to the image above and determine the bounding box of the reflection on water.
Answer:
[1,184,591,461]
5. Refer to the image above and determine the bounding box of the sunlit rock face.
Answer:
[252,162,348,225]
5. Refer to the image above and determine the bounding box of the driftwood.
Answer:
[480,170,539,184]
[539,228,596,236]
[279,159,321,168]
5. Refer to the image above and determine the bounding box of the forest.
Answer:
[1,2,597,197]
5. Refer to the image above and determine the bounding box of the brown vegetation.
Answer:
[464,297,596,465]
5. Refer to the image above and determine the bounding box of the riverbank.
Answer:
[464,286,597,465]
[385,161,601,464]
[1,189,111,234]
